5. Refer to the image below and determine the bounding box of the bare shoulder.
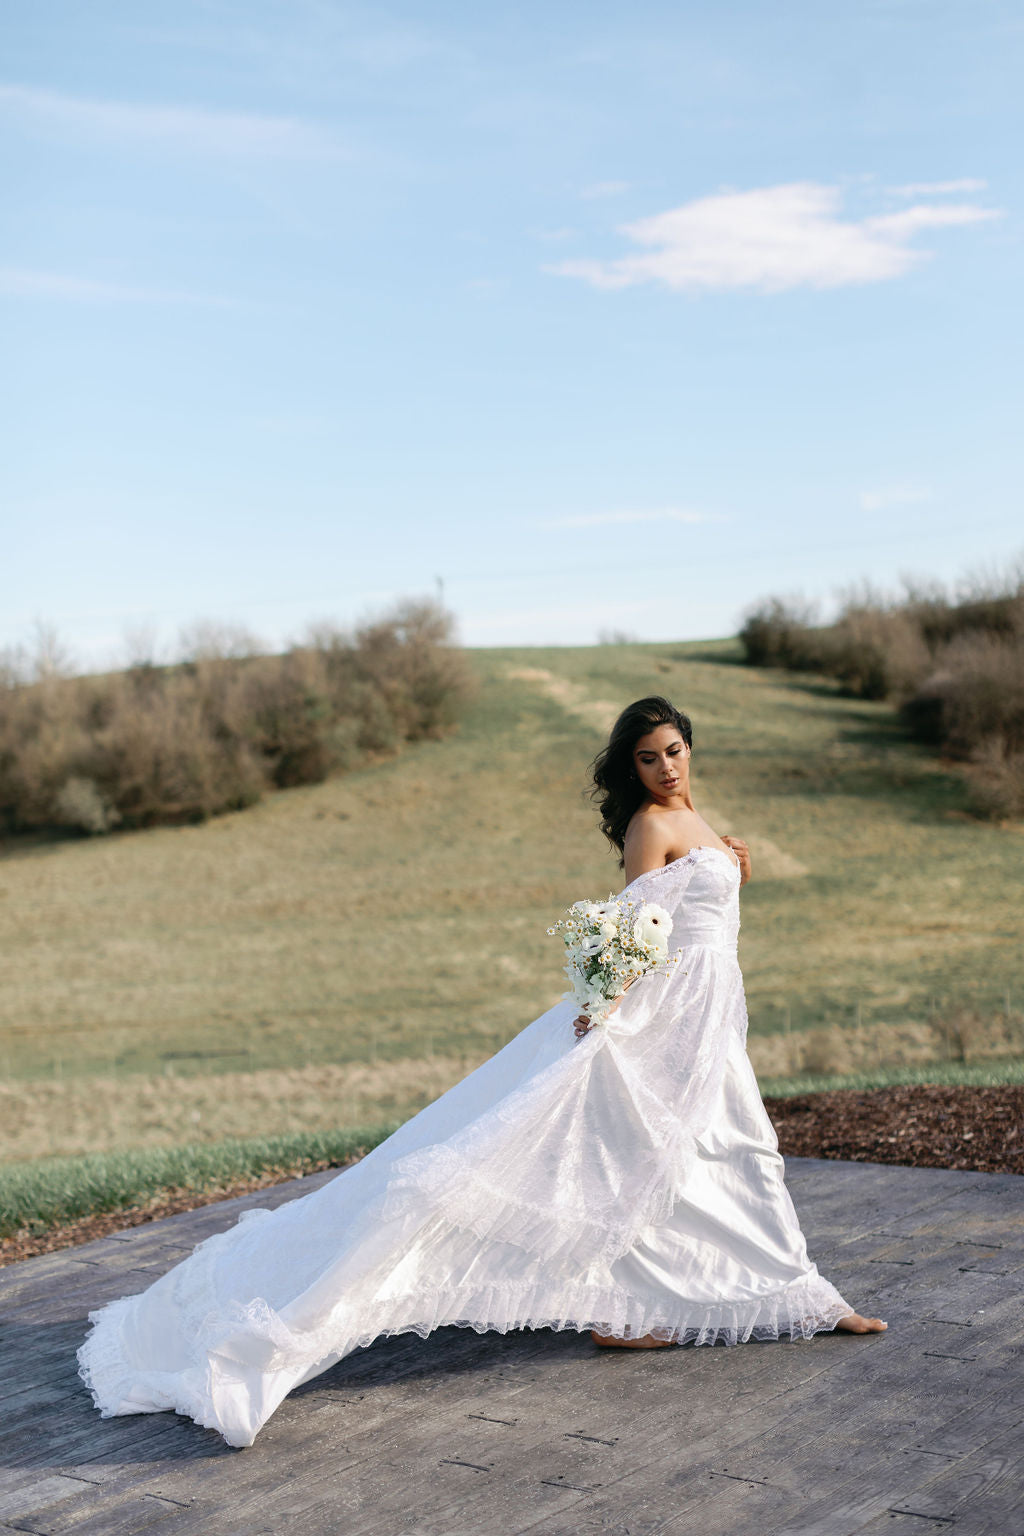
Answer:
[622,810,673,884]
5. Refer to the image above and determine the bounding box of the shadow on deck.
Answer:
[1,1158,1022,1536]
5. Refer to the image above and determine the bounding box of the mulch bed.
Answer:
[2,1085,1022,1268]
[765,1083,1024,1175]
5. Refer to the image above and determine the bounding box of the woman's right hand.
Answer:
[575,978,637,1037]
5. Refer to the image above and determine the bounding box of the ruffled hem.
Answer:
[77,1267,853,1447]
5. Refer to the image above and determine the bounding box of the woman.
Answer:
[578,695,885,1349]
[79,695,884,1448]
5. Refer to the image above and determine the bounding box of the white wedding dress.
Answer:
[78,845,853,1448]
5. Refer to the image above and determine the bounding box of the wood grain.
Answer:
[1,1158,1022,1536]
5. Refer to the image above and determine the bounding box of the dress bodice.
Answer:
[623,845,741,958]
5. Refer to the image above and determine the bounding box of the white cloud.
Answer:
[862,203,996,241]
[0,268,227,305]
[580,180,629,200]
[0,83,343,158]
[548,181,1002,294]
[544,508,720,528]
[859,485,934,512]
[887,178,988,197]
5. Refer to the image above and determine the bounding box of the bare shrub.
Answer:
[239,648,337,789]
[177,620,264,663]
[738,596,822,669]
[0,646,29,688]
[826,605,931,701]
[0,676,93,827]
[27,621,76,683]
[120,624,162,671]
[351,598,472,743]
[52,776,120,835]
[965,746,1024,820]
[89,673,267,825]
[902,632,1024,758]
[902,567,1024,649]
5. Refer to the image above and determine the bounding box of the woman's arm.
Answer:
[574,819,671,1037]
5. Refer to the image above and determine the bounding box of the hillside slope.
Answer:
[2,639,1021,1163]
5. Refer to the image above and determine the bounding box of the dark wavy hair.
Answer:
[588,696,693,867]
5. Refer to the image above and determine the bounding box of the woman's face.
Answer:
[632,723,689,800]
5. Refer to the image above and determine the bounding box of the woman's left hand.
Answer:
[573,1013,592,1039]
[720,835,752,885]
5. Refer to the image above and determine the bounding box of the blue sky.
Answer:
[2,0,1021,666]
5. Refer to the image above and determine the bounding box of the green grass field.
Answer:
[3,639,1022,1180]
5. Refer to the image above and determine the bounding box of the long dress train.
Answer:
[77,845,852,1448]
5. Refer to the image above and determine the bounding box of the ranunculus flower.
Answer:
[548,895,676,1028]
[633,903,672,954]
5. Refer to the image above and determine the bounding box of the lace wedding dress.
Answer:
[78,845,853,1447]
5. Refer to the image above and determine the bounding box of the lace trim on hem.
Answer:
[77,1268,853,1446]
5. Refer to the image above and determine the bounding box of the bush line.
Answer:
[0,596,472,835]
[738,564,1024,817]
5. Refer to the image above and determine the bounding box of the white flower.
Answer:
[580,933,605,957]
[633,902,672,954]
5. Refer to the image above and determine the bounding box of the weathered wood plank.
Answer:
[0,1474,99,1523]
[9,1491,187,1534]
[885,1420,1024,1523]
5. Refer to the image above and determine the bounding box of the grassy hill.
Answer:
[2,637,1022,1168]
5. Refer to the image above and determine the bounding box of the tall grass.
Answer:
[738,565,1024,817]
[0,597,472,835]
[758,1055,1024,1099]
[0,1123,398,1239]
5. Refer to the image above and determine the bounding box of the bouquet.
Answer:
[547,893,679,1028]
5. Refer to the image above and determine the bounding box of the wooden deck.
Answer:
[1,1156,1022,1536]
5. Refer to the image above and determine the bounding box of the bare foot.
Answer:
[591,1330,676,1349]
[835,1311,887,1334]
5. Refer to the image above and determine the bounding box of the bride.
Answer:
[78,694,885,1448]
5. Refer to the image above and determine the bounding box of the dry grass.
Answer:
[747,1006,1024,1080]
[0,1055,486,1163]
